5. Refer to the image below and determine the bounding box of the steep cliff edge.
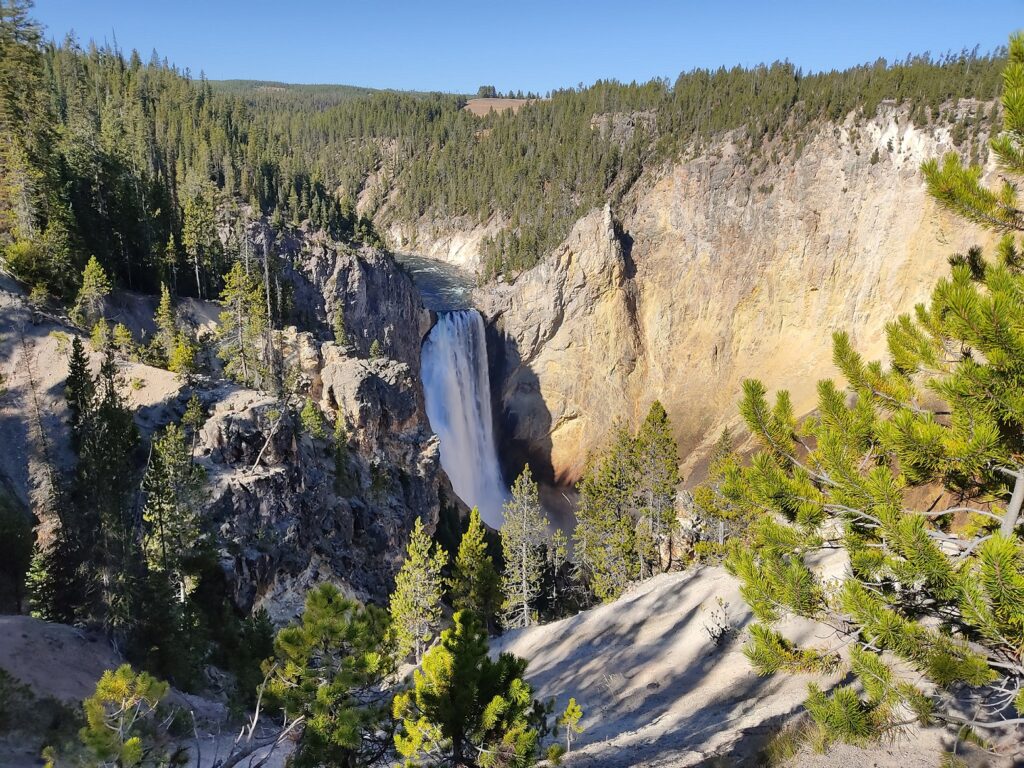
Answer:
[483,107,994,483]
[0,229,449,621]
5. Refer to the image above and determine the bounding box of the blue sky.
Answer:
[31,1,1024,93]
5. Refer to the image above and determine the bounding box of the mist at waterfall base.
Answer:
[421,310,510,528]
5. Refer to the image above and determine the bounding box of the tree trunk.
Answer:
[1001,468,1024,536]
[194,253,202,300]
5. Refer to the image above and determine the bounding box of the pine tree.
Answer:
[722,37,1024,751]
[111,323,134,358]
[449,508,501,627]
[333,307,348,347]
[78,665,168,767]
[167,332,198,379]
[923,34,1024,236]
[267,584,396,768]
[73,255,111,328]
[181,186,220,299]
[299,396,326,438]
[572,426,638,602]
[632,401,680,576]
[692,426,750,557]
[162,235,177,289]
[500,467,547,629]
[392,611,541,767]
[389,517,447,663]
[558,697,585,753]
[142,422,206,601]
[181,393,205,460]
[72,348,140,632]
[65,335,94,449]
[216,261,268,388]
[90,318,110,351]
[0,0,49,244]
[153,282,176,364]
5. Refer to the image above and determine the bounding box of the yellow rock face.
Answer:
[486,109,994,483]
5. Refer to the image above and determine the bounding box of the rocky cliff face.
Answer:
[482,107,994,483]
[0,225,450,622]
[197,353,444,622]
[241,221,432,372]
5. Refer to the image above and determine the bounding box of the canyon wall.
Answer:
[0,227,451,622]
[480,107,994,484]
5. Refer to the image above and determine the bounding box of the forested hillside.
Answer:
[0,0,1010,301]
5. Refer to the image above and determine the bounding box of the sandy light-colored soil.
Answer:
[0,615,293,768]
[0,615,121,704]
[463,97,534,116]
[493,565,1008,767]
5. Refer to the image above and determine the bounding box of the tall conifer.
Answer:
[500,467,547,629]
[389,518,447,663]
[449,508,500,627]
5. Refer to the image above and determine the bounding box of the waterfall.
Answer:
[421,309,509,528]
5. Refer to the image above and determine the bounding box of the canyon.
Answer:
[399,105,995,487]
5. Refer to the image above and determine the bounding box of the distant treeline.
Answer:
[0,0,1007,296]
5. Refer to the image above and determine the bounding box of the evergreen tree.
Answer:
[0,496,31,612]
[111,323,134,358]
[216,261,268,388]
[449,508,501,627]
[500,467,547,629]
[73,255,111,328]
[558,697,585,754]
[162,235,178,289]
[299,396,326,438]
[167,332,198,379]
[722,37,1024,751]
[389,517,447,663]
[0,0,51,245]
[631,401,680,576]
[141,422,206,601]
[392,611,542,768]
[181,185,220,299]
[73,348,140,633]
[152,282,176,364]
[923,33,1024,236]
[333,307,348,347]
[78,664,169,768]
[572,426,638,602]
[65,334,94,448]
[90,318,111,351]
[267,584,396,768]
[692,426,751,557]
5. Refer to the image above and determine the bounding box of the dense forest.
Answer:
[0,0,1010,296]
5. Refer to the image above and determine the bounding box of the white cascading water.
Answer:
[421,309,509,528]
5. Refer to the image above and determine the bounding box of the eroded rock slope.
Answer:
[482,108,995,482]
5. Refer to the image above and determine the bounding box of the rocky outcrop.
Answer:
[384,215,504,273]
[484,106,995,483]
[183,229,447,620]
[0,223,451,622]
[239,220,432,372]
[197,351,445,622]
[480,206,640,483]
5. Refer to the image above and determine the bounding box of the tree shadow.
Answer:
[494,568,861,767]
